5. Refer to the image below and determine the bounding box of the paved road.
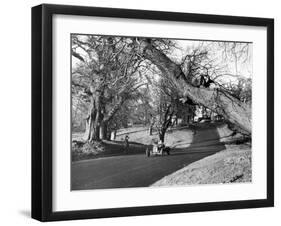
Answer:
[71,125,225,190]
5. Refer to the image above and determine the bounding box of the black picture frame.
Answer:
[32,3,274,222]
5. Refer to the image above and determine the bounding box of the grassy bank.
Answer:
[72,125,194,161]
[151,143,251,186]
[72,140,148,161]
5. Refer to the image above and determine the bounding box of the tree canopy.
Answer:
[72,34,252,142]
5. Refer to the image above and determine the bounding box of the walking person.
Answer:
[124,135,129,154]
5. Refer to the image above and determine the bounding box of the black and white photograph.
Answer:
[0,0,277,224]
[71,34,252,190]
[30,2,274,222]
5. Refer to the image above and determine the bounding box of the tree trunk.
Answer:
[83,95,95,141]
[83,115,92,141]
[141,40,251,135]
[99,97,126,140]
[148,118,155,135]
[99,121,108,140]
[159,124,170,142]
[83,90,103,142]
[148,125,153,135]
[158,105,173,143]
[83,114,101,142]
[91,123,100,141]
[110,130,117,140]
[159,130,165,142]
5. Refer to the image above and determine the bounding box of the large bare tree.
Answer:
[138,39,251,135]
[72,35,145,141]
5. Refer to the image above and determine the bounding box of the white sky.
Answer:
[173,39,252,81]
[72,36,253,85]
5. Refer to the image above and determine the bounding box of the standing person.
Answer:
[124,135,129,154]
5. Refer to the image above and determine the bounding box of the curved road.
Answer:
[71,124,225,190]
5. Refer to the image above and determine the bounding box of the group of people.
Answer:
[123,135,166,154]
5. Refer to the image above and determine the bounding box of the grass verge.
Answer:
[151,143,251,186]
[71,140,148,161]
